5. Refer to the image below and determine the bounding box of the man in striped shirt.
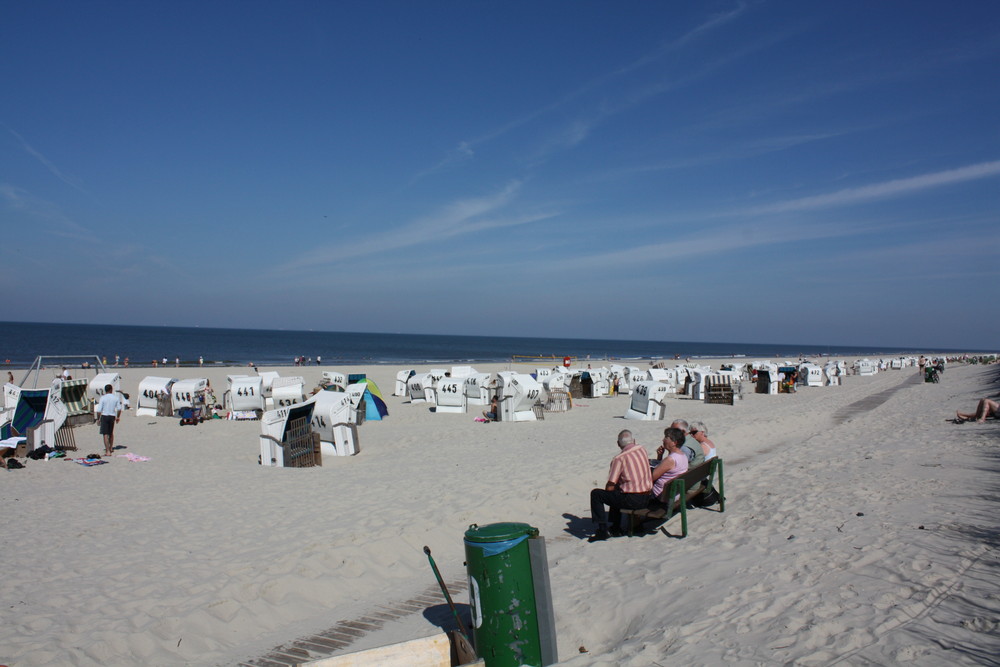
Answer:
[588,429,652,542]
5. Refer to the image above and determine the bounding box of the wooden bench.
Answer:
[621,458,725,537]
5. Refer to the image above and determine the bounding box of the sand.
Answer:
[1,358,998,666]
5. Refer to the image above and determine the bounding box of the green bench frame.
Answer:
[621,458,725,537]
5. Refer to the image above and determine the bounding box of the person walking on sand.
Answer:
[97,384,122,456]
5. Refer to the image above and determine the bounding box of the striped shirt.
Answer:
[608,443,653,494]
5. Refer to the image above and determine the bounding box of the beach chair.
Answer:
[60,379,94,427]
[704,376,735,405]
[55,424,78,451]
[623,381,670,420]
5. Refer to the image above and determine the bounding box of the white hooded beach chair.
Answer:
[798,364,824,387]
[855,359,877,376]
[259,402,318,468]
[433,376,467,414]
[407,372,435,404]
[497,372,542,422]
[306,389,359,456]
[171,378,208,416]
[626,367,648,395]
[394,369,416,397]
[464,372,493,406]
[4,379,68,453]
[647,368,670,384]
[257,371,280,396]
[584,368,611,397]
[226,375,265,415]
[753,363,781,394]
[321,371,348,391]
[624,381,670,420]
[540,369,569,394]
[270,376,305,410]
[687,368,712,400]
[136,376,177,416]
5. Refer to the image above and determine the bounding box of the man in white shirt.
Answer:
[97,384,122,457]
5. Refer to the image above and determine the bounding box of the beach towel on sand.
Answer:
[75,458,107,466]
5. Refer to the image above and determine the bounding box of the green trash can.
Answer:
[464,522,557,667]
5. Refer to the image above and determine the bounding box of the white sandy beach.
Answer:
[2,358,998,666]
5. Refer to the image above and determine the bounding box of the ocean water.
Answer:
[0,322,957,369]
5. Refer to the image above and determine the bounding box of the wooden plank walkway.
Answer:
[238,578,468,666]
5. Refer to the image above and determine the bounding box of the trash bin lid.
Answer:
[465,522,538,543]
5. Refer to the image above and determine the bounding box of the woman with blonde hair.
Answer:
[687,421,717,461]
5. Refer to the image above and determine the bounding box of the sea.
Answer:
[0,321,970,369]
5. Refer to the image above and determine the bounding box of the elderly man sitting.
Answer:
[588,429,652,542]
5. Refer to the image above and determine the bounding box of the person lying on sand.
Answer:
[956,398,1000,423]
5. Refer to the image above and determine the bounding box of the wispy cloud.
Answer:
[271,181,558,274]
[525,15,805,167]
[4,125,94,198]
[419,4,750,178]
[744,160,1000,215]
[602,130,848,178]
[0,183,97,242]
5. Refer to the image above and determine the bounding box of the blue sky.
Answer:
[2,1,998,349]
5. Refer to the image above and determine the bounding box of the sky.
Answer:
[2,1,998,350]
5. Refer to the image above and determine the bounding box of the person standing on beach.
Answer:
[588,430,652,542]
[97,384,122,457]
